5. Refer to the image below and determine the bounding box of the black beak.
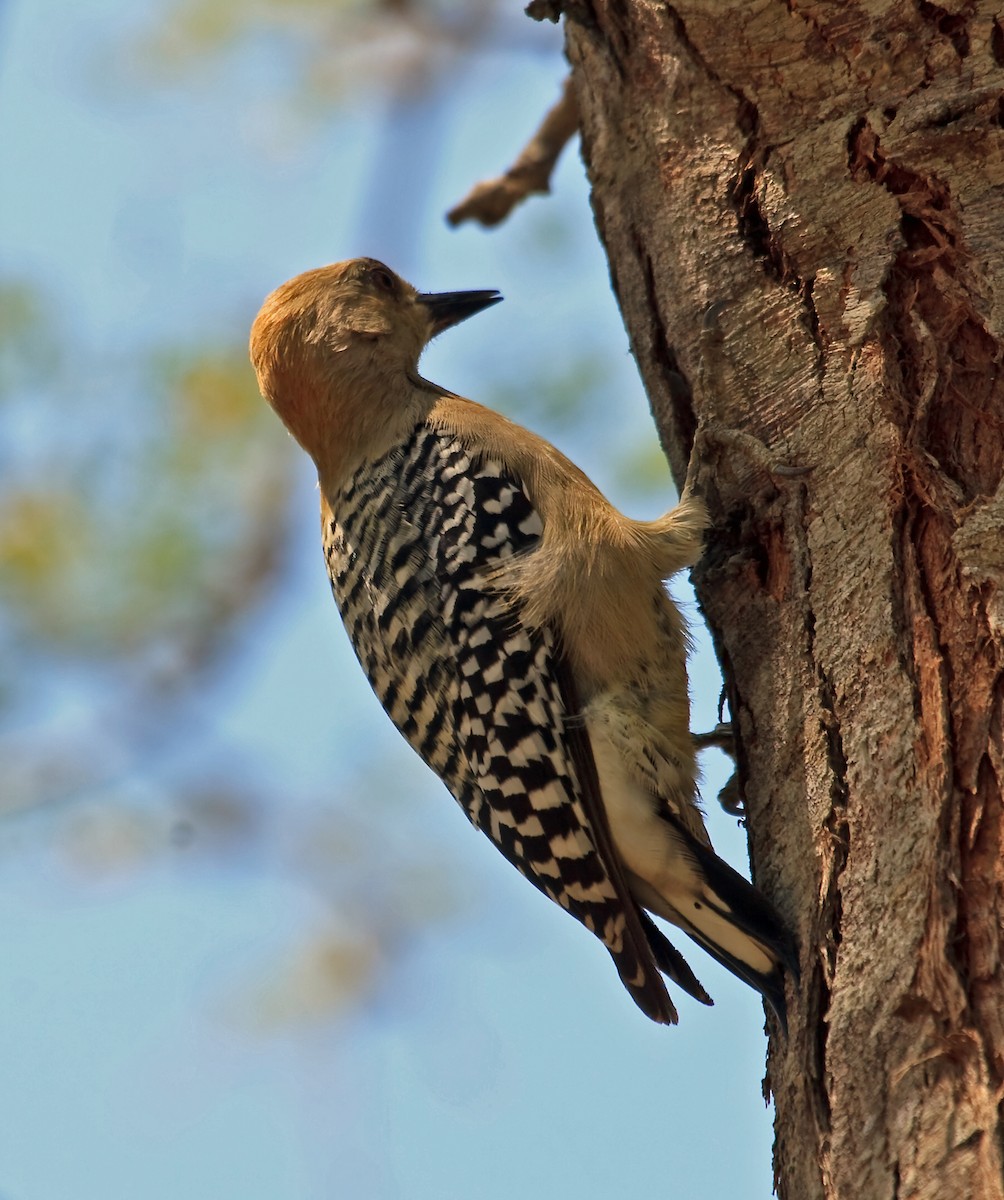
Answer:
[418,289,502,335]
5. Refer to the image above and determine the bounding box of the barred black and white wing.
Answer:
[323,423,703,1023]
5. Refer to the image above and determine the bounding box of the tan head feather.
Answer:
[249,258,435,486]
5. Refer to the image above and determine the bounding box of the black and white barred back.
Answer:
[323,422,646,982]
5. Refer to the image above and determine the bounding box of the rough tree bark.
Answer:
[559,3,1004,1198]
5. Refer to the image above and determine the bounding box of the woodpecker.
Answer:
[250,257,796,1027]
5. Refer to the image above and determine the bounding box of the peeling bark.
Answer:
[561,2,1004,1196]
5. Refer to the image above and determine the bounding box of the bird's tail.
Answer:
[639,910,713,1008]
[662,816,798,1032]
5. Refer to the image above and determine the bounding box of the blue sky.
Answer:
[0,3,779,1197]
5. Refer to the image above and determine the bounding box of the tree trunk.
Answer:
[562,3,1004,1197]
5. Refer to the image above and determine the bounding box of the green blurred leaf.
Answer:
[0,336,291,663]
[0,282,63,399]
[612,437,674,497]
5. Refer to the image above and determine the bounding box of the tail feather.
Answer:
[659,812,798,1031]
[638,911,713,1007]
[678,914,790,1033]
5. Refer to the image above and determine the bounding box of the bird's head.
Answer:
[249,258,501,483]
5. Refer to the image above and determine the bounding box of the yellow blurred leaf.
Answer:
[0,491,95,628]
[242,928,383,1029]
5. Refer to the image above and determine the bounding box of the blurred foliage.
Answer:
[611,437,675,498]
[1,0,532,1028]
[240,795,461,1028]
[134,0,543,111]
[0,282,63,396]
[0,272,296,872]
[0,288,287,670]
[0,0,670,1030]
[246,927,386,1027]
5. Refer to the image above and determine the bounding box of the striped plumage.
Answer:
[250,257,797,1027]
[322,424,706,1019]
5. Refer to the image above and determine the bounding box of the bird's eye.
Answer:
[369,267,396,295]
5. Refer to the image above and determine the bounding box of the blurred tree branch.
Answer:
[447,74,577,227]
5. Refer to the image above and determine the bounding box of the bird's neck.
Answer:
[310,373,440,497]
